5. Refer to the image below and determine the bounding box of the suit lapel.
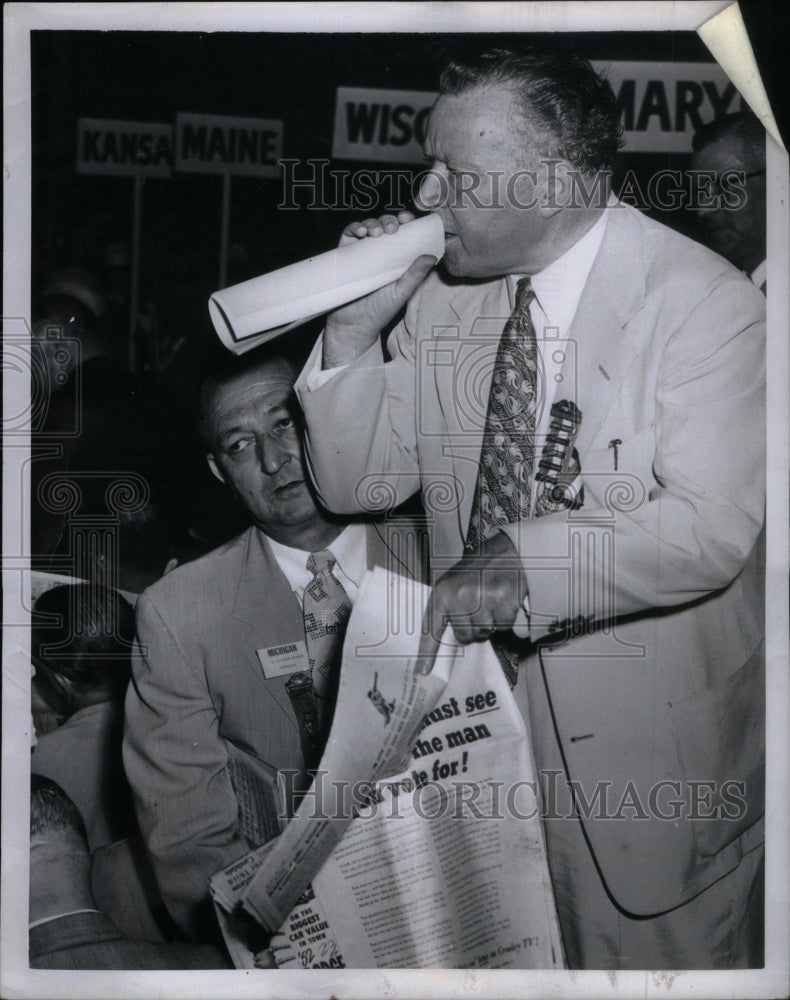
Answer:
[561,205,648,458]
[233,528,305,728]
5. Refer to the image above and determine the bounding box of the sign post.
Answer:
[175,113,283,288]
[76,118,173,372]
[129,170,143,372]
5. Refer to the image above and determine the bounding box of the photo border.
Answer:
[3,3,788,998]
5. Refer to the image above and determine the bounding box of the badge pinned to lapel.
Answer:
[257,641,311,679]
[534,400,585,514]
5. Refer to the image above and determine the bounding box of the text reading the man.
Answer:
[410,689,498,787]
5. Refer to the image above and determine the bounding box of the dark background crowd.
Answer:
[29,25,769,562]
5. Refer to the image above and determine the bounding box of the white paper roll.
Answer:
[209,213,445,354]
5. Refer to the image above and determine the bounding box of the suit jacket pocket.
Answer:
[667,645,764,858]
[225,742,285,848]
[581,426,656,511]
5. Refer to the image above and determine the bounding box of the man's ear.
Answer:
[163,557,179,576]
[207,453,226,486]
[538,159,574,217]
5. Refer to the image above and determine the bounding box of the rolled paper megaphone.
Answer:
[208,213,445,355]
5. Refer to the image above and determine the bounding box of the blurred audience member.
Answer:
[31,584,137,851]
[29,776,229,969]
[32,268,109,399]
[86,501,179,596]
[691,111,767,290]
[31,268,195,563]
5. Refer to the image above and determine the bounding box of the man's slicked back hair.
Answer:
[439,46,623,175]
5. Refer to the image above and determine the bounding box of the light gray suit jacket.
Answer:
[123,518,426,939]
[297,203,766,916]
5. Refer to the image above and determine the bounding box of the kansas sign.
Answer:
[77,119,173,177]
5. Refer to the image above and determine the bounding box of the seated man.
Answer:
[690,110,767,290]
[31,583,138,852]
[29,775,228,969]
[123,345,426,942]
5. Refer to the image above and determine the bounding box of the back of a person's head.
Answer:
[116,504,176,590]
[439,45,623,175]
[33,268,110,364]
[29,776,95,929]
[78,499,177,594]
[32,584,135,716]
[33,293,98,341]
[30,774,88,842]
[36,267,108,324]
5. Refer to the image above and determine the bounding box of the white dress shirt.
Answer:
[509,205,610,513]
[265,522,368,606]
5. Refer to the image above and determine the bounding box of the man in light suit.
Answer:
[296,47,765,968]
[123,346,426,943]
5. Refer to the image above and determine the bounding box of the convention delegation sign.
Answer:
[76,117,174,177]
[174,112,283,178]
[331,61,746,163]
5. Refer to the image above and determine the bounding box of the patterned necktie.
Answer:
[302,550,352,743]
[465,278,538,687]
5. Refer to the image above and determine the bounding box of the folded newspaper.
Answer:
[208,213,445,353]
[210,566,564,969]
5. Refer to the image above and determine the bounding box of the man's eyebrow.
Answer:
[217,423,249,445]
[216,398,293,439]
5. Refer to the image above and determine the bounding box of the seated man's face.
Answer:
[206,360,324,545]
[691,134,766,273]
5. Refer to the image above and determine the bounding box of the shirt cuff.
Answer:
[306,364,347,390]
[512,595,531,640]
[301,333,349,391]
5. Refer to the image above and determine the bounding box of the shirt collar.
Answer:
[509,204,611,333]
[750,259,767,290]
[266,523,367,595]
[29,908,102,931]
